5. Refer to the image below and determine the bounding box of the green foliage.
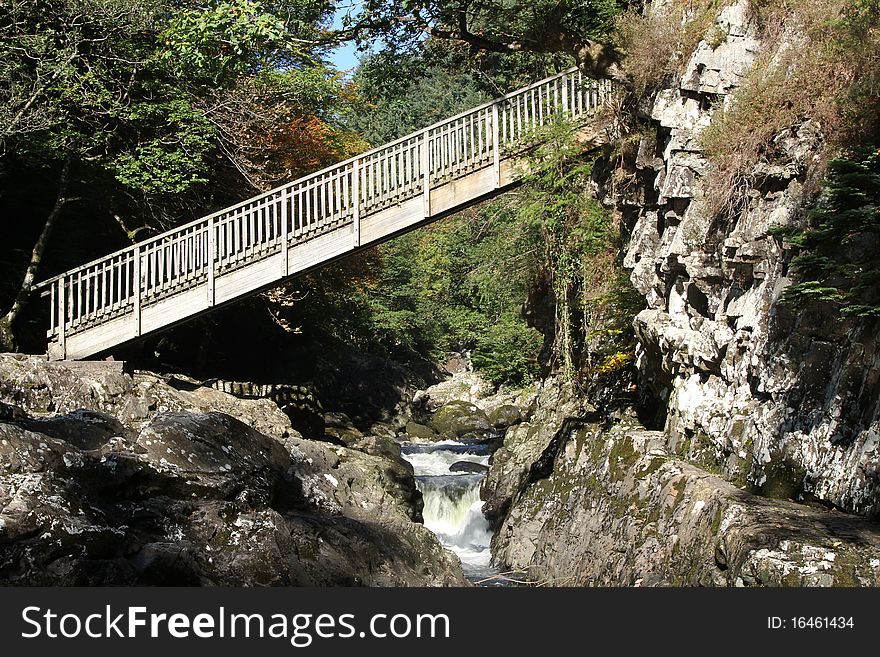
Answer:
[472,314,544,386]
[345,59,488,144]
[158,0,321,84]
[0,0,353,346]
[779,147,880,319]
[343,0,632,66]
[515,118,637,378]
[300,105,640,386]
[110,96,215,194]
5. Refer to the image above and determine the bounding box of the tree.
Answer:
[0,0,345,349]
[328,0,633,78]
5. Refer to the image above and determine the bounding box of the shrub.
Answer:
[776,147,880,319]
[471,314,544,386]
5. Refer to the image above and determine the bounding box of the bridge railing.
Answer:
[37,68,613,346]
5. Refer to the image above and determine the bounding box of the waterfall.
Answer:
[401,441,495,581]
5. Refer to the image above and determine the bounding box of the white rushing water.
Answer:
[401,442,495,582]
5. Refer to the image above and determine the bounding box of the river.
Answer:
[400,439,497,583]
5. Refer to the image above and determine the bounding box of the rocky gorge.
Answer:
[2,0,879,590]
[478,0,880,585]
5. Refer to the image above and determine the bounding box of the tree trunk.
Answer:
[0,156,74,349]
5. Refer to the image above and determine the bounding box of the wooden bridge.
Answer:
[35,68,614,360]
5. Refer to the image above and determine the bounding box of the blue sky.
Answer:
[327,1,365,75]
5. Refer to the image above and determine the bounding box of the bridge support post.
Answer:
[352,159,360,247]
[207,217,216,305]
[133,246,141,337]
[421,129,431,217]
[281,189,289,275]
[492,103,500,188]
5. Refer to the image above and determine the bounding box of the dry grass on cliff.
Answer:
[703,0,880,215]
[616,0,880,217]
[615,0,725,99]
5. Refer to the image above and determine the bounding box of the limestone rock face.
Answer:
[618,0,880,515]
[492,416,880,586]
[0,356,466,586]
[482,377,589,524]
[417,372,496,412]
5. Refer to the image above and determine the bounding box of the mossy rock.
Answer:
[489,404,522,429]
[405,421,437,441]
[430,401,491,437]
[324,425,364,447]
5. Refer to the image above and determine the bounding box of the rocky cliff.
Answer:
[621,0,880,517]
[0,355,466,585]
[485,0,880,585]
[490,378,880,585]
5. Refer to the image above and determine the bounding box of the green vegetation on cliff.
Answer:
[775,147,880,319]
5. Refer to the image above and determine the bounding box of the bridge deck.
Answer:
[35,69,614,360]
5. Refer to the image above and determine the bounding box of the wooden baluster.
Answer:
[394,148,400,197]
[75,271,82,324]
[109,258,115,310]
[352,159,361,247]
[421,129,431,217]
[492,103,500,187]
[538,86,544,126]
[370,158,376,209]
[164,242,170,287]
[110,258,117,309]
[58,277,66,358]
[403,145,409,191]
[386,152,392,201]
[83,271,91,319]
[554,77,560,114]
[123,253,129,304]
[148,245,155,291]
[304,182,312,233]
[281,189,289,275]
[49,282,56,336]
[464,116,471,168]
[453,122,460,174]
[445,128,450,175]
[228,213,234,262]
[157,243,164,289]
[562,74,569,116]
[133,245,141,337]
[246,207,251,255]
[100,262,107,314]
[182,231,189,277]
[207,216,215,305]
[333,172,340,223]
[230,211,238,260]
[517,95,523,140]
[465,117,471,167]
[173,236,179,283]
